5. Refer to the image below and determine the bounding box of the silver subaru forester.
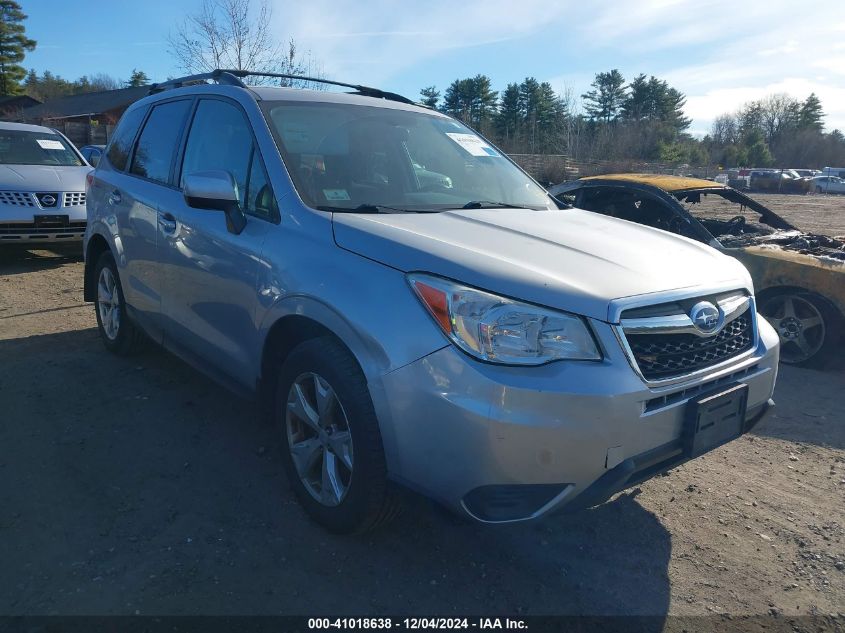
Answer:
[83,70,779,532]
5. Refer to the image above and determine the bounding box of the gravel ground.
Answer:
[0,245,843,621]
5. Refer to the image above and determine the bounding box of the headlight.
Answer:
[408,273,601,365]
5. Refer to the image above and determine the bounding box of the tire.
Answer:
[275,336,401,533]
[759,291,842,368]
[93,251,143,355]
[816,186,823,194]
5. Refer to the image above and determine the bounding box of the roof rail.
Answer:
[147,68,419,106]
[147,70,247,94]
[217,69,417,105]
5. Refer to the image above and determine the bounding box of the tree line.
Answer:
[704,93,844,169]
[422,71,845,169]
[421,69,705,164]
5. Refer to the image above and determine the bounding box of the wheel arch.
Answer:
[83,233,112,302]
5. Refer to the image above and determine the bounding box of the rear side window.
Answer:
[105,107,146,171]
[130,100,191,185]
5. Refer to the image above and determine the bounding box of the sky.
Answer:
[21,0,845,136]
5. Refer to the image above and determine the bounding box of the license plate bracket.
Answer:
[684,383,748,458]
[34,214,69,227]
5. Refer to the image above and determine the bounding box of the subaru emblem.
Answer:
[690,301,722,334]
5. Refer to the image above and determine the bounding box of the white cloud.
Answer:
[270,0,845,132]
[271,0,572,83]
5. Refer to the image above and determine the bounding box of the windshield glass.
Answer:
[0,129,83,166]
[262,101,554,212]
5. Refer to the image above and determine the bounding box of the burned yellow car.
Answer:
[550,174,844,367]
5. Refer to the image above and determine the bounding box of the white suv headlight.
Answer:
[408,273,601,365]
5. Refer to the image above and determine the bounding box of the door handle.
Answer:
[108,190,122,205]
[158,211,177,234]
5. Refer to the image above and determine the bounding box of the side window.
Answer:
[130,100,192,184]
[181,99,251,208]
[105,106,146,172]
[244,149,277,220]
[181,99,277,221]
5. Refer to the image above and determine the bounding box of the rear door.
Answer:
[115,98,193,340]
[159,97,277,389]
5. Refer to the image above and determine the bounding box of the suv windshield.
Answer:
[262,101,554,212]
[0,129,83,166]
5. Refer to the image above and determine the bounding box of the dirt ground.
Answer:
[696,192,845,238]
[1,245,843,622]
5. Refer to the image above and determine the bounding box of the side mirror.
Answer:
[183,170,246,234]
[89,153,100,167]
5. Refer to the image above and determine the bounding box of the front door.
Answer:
[159,98,277,389]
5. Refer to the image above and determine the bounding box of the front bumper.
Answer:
[374,316,779,523]
[0,199,87,244]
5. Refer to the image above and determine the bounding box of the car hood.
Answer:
[332,207,751,322]
[0,164,91,191]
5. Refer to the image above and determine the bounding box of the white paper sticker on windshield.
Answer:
[36,139,65,150]
[323,189,351,201]
[445,132,499,157]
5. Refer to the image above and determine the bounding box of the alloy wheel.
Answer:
[285,372,354,507]
[97,267,121,341]
[761,294,825,364]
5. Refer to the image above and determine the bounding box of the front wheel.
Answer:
[275,336,400,533]
[759,292,841,367]
[93,251,142,355]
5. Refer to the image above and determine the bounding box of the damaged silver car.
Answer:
[550,174,844,367]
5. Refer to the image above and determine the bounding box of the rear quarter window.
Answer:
[130,100,192,185]
[105,106,147,172]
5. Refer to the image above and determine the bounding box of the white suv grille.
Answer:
[63,192,86,206]
[0,191,35,207]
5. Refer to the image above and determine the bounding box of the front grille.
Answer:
[626,314,754,380]
[0,191,35,207]
[63,192,86,206]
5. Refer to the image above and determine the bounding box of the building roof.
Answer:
[17,86,149,122]
[581,173,726,192]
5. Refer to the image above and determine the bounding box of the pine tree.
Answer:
[419,86,440,109]
[495,83,522,148]
[127,69,150,87]
[621,74,649,121]
[798,93,824,131]
[0,0,36,95]
[581,69,627,122]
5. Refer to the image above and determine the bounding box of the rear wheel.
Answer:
[93,251,142,355]
[759,292,841,367]
[275,336,400,533]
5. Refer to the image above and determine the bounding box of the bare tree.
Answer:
[168,0,322,87]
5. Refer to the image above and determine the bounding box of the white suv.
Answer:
[0,121,91,245]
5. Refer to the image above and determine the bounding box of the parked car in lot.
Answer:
[80,144,106,167]
[84,70,778,532]
[0,121,90,245]
[811,175,845,194]
[550,174,844,367]
[749,170,810,194]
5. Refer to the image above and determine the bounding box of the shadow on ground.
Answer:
[0,246,84,275]
[0,328,672,620]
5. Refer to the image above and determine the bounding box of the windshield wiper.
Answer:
[460,200,532,210]
[317,203,414,214]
